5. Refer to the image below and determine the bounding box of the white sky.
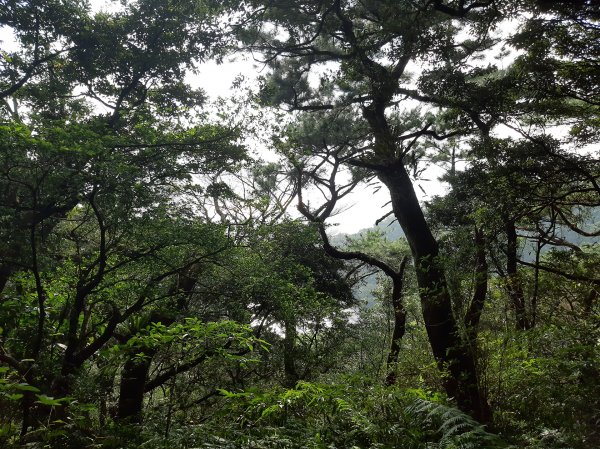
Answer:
[0,1,485,235]
[195,58,414,234]
[87,0,450,233]
[192,60,450,234]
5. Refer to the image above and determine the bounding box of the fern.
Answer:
[405,398,508,449]
[204,382,511,449]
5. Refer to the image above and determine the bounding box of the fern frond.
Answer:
[405,398,508,449]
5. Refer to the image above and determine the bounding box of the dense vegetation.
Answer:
[0,0,598,447]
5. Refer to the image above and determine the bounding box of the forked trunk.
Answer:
[377,160,490,423]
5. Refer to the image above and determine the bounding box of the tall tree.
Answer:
[0,0,251,435]
[241,0,504,421]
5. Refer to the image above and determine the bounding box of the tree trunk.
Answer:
[283,318,299,388]
[385,276,407,386]
[377,160,490,422]
[117,349,156,423]
[505,219,530,330]
[0,264,13,295]
[385,257,409,386]
[19,389,35,439]
[115,269,199,422]
[464,228,488,344]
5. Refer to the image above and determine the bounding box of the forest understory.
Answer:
[0,0,599,447]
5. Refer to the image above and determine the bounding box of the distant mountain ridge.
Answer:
[329,208,599,302]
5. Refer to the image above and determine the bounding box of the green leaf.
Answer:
[14,384,40,393]
[7,393,24,401]
[217,388,236,398]
[36,394,63,406]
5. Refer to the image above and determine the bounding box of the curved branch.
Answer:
[554,207,600,237]
[517,258,600,286]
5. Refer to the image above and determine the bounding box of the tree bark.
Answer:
[385,276,407,386]
[283,318,299,388]
[115,268,199,422]
[464,228,488,344]
[0,264,12,295]
[377,160,490,423]
[116,349,156,424]
[385,257,409,386]
[505,219,531,330]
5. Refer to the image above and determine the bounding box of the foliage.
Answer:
[202,380,507,449]
[0,0,599,448]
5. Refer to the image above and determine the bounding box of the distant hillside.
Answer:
[329,217,405,303]
[521,208,600,261]
[330,216,404,244]
[330,208,599,302]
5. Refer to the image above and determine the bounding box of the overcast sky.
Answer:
[0,1,451,235]
[192,60,450,235]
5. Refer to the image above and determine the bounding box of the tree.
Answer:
[1,0,598,445]
[424,0,600,331]
[0,0,253,436]
[240,0,507,421]
[215,220,357,387]
[343,230,413,385]
[0,0,243,290]
[277,114,413,383]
